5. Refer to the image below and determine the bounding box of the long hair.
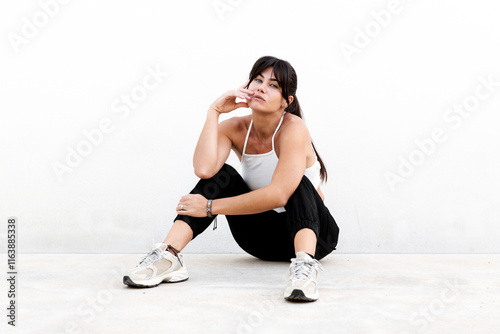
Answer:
[246,56,328,183]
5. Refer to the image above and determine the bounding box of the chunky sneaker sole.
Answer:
[285,289,319,302]
[123,265,189,288]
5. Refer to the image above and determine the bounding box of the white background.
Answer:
[1,0,499,254]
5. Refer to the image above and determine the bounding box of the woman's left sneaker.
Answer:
[284,251,323,302]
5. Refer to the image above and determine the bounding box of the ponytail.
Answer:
[286,97,328,183]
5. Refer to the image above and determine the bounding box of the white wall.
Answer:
[1,0,499,254]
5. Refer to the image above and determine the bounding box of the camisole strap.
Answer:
[242,112,286,155]
[271,112,286,151]
[242,119,253,155]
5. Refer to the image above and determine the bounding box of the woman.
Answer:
[123,56,340,302]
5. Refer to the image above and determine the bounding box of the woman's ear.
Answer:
[288,96,294,106]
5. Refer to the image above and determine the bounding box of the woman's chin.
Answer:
[248,101,279,113]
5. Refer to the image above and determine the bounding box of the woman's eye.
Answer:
[271,84,278,88]
[254,78,262,83]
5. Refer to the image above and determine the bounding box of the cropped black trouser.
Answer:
[174,164,339,261]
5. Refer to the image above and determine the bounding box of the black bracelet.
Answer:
[207,199,214,218]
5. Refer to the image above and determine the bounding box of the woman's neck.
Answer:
[250,110,285,142]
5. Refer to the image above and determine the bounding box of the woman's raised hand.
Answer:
[209,80,254,114]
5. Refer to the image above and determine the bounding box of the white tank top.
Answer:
[241,112,322,213]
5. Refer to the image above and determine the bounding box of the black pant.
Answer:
[174,164,339,261]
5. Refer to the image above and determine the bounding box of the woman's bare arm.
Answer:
[178,119,310,216]
[211,120,309,215]
[193,82,252,178]
[192,109,232,179]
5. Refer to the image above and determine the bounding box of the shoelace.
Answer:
[165,244,184,267]
[138,248,162,267]
[137,242,184,268]
[290,258,323,280]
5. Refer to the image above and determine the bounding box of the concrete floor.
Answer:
[4,254,499,334]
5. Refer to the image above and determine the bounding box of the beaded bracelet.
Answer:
[207,199,214,218]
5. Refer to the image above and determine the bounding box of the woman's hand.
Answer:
[176,194,209,218]
[209,80,254,114]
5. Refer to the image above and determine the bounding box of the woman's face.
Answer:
[247,67,288,112]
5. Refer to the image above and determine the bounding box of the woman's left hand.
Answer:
[176,194,208,217]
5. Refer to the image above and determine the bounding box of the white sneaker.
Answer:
[284,252,323,302]
[123,243,189,288]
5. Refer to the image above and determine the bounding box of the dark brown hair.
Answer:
[247,56,328,183]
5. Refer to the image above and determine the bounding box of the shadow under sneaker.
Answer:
[123,243,188,288]
[284,251,323,302]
